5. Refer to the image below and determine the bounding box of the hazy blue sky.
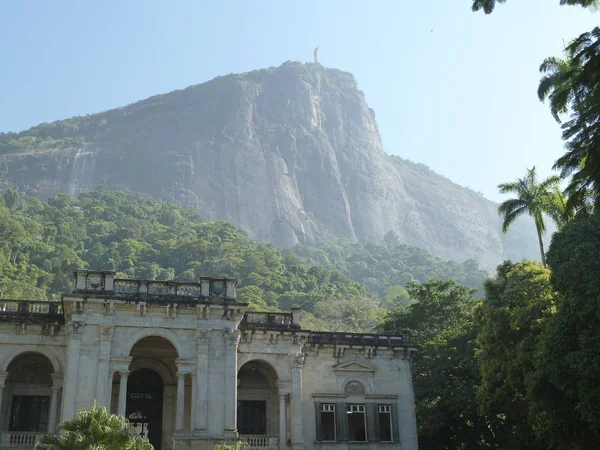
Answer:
[0,1,596,200]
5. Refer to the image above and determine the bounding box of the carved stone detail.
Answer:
[197,330,211,345]
[291,353,305,368]
[223,328,241,346]
[344,380,366,395]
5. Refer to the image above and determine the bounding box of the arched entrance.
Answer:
[126,368,163,449]
[237,360,279,441]
[111,336,178,450]
[3,352,56,433]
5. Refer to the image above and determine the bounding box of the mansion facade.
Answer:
[0,270,418,450]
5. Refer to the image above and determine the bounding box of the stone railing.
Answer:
[241,435,279,449]
[307,331,410,347]
[72,269,237,302]
[0,431,44,448]
[239,312,300,330]
[0,301,64,323]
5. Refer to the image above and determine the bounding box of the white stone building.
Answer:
[0,270,418,450]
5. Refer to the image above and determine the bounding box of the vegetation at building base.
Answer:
[34,404,153,450]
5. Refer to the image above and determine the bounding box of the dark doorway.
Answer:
[237,400,267,435]
[126,368,164,450]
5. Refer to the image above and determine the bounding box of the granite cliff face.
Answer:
[0,62,541,269]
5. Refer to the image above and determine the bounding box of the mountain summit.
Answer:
[0,61,540,269]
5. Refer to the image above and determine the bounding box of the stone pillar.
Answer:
[118,371,129,417]
[0,372,7,431]
[223,328,240,437]
[48,374,64,432]
[106,370,115,410]
[290,354,305,450]
[95,327,113,408]
[176,372,186,432]
[278,391,288,449]
[48,386,61,432]
[195,330,210,433]
[191,373,198,432]
[61,324,83,419]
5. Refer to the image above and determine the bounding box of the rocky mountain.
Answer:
[0,61,541,270]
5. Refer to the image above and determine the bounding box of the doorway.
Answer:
[126,368,164,450]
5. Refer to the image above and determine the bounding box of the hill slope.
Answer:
[0,189,492,331]
[0,61,541,269]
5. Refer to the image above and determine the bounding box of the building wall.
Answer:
[0,280,417,450]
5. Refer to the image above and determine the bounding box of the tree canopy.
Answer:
[35,405,153,450]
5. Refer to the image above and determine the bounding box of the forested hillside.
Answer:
[0,188,488,331]
[293,241,489,303]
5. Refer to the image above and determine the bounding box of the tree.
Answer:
[471,0,599,14]
[497,167,559,267]
[533,213,600,449]
[473,261,555,449]
[35,405,153,450]
[538,27,600,214]
[381,280,496,449]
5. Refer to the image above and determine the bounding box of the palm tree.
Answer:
[538,27,600,214]
[35,404,153,450]
[497,167,560,267]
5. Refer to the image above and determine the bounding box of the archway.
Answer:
[237,360,279,438]
[3,352,55,433]
[113,336,178,450]
[126,368,164,449]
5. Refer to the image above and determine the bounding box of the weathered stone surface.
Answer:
[0,61,542,269]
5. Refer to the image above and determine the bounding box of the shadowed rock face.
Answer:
[0,61,542,270]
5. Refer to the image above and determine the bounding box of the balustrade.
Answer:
[241,435,279,449]
[240,312,298,330]
[0,431,44,448]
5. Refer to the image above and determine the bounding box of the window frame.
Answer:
[346,404,368,442]
[377,404,394,442]
[319,403,337,442]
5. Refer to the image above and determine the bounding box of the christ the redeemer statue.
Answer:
[314,46,319,63]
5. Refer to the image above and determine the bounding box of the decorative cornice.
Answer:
[291,353,305,368]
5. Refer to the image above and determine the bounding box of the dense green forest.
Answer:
[293,241,489,305]
[0,187,486,332]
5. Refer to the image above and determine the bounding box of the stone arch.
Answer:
[237,354,284,381]
[129,357,175,385]
[121,328,184,358]
[0,345,62,374]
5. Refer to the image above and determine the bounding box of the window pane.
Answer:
[9,395,50,432]
[321,408,336,441]
[237,400,267,435]
[347,405,367,441]
[379,412,392,441]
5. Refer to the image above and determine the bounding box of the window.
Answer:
[237,400,267,435]
[378,405,393,441]
[9,395,50,432]
[320,404,336,441]
[347,404,367,441]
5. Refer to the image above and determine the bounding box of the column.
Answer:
[223,328,240,437]
[118,371,129,417]
[191,373,198,432]
[95,327,113,408]
[0,372,7,431]
[106,370,115,411]
[196,330,210,433]
[61,329,82,420]
[290,354,305,450]
[176,372,186,432]
[48,386,61,432]
[278,391,288,449]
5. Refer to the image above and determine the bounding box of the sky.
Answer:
[0,0,597,201]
